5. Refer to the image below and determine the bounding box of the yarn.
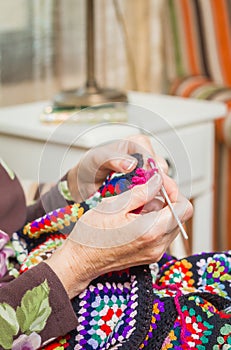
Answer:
[16,154,231,349]
[22,154,157,240]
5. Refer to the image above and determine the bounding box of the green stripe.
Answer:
[193,86,222,100]
[168,0,184,77]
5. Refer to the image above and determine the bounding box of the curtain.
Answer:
[0,0,164,107]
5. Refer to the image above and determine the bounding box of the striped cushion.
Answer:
[164,0,231,87]
[163,1,231,251]
[170,76,231,143]
[171,75,231,105]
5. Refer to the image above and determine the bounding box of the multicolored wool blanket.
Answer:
[15,154,231,349]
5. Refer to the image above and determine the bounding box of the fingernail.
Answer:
[122,159,137,171]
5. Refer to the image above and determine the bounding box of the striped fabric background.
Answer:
[164,0,231,87]
[163,0,231,250]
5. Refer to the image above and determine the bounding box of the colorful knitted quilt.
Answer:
[16,154,231,349]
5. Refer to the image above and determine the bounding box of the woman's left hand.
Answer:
[67,134,168,202]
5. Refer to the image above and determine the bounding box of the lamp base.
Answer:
[53,85,128,108]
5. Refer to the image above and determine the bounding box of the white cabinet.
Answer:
[0,92,226,255]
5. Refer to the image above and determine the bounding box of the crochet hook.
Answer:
[160,185,188,240]
[149,160,188,240]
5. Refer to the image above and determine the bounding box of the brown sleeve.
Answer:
[0,262,78,345]
[0,164,26,238]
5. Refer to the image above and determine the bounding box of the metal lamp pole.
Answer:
[54,0,127,108]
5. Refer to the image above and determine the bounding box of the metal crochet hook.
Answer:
[149,160,188,240]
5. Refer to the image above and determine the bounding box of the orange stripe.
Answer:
[169,78,184,95]
[213,136,219,250]
[180,77,209,97]
[227,152,231,249]
[225,100,231,110]
[181,0,200,75]
[211,0,231,86]
[215,117,226,143]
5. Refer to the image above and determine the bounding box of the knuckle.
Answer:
[178,196,192,215]
[136,134,148,142]
[184,200,194,220]
[139,229,164,246]
[142,231,155,243]
[155,155,168,173]
[148,246,164,262]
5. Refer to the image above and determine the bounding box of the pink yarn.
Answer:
[129,158,158,188]
[128,157,159,214]
[153,282,190,349]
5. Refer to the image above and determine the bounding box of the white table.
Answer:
[0,91,226,255]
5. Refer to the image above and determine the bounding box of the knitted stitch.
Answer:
[21,154,157,240]
[15,154,231,349]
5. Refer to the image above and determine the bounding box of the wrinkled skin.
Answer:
[46,135,193,299]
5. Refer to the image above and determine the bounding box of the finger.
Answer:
[126,135,169,175]
[134,194,193,239]
[141,196,165,213]
[154,155,169,174]
[161,173,180,203]
[100,152,138,173]
[160,194,193,231]
[97,135,157,174]
[137,226,181,264]
[126,135,156,160]
[97,173,163,215]
[104,136,153,172]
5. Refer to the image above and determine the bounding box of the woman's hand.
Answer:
[67,134,168,202]
[46,173,193,299]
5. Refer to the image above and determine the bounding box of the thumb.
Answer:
[101,153,138,173]
[122,173,162,213]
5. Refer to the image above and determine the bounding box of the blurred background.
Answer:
[0,0,163,107]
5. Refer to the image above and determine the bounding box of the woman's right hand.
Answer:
[45,173,193,299]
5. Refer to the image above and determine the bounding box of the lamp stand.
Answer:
[53,0,127,108]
